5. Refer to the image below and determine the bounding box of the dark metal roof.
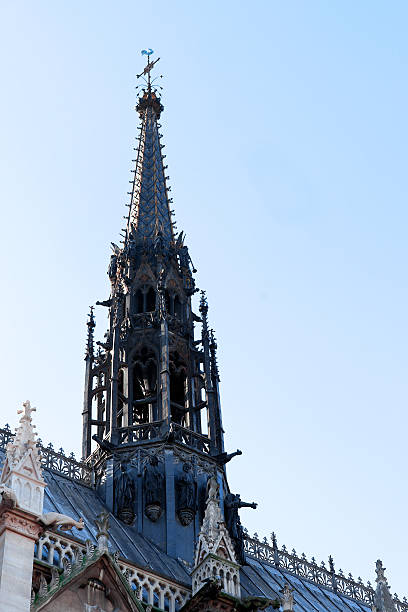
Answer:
[42,468,191,587]
[240,557,371,612]
[0,439,403,612]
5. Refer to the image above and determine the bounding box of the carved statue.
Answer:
[224,493,257,564]
[108,254,118,280]
[39,512,84,531]
[206,476,219,503]
[114,457,136,524]
[176,462,196,526]
[144,455,164,522]
[280,584,294,612]
[0,484,18,508]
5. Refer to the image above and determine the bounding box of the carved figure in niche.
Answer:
[224,493,257,564]
[176,462,196,526]
[144,455,164,522]
[114,456,136,525]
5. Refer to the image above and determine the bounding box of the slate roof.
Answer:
[240,557,371,612]
[38,465,374,612]
[42,468,191,587]
[0,441,385,612]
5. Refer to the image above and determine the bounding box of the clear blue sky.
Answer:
[1,0,407,596]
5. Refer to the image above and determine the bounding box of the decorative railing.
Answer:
[0,425,93,486]
[117,420,164,445]
[34,530,190,612]
[170,422,211,454]
[244,533,408,611]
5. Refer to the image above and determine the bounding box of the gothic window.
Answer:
[165,289,172,314]
[141,586,149,603]
[131,346,157,424]
[164,594,170,611]
[135,285,156,313]
[136,288,144,313]
[146,286,156,311]
[174,294,182,319]
[117,369,124,428]
[169,351,187,425]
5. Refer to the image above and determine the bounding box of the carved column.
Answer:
[0,505,42,611]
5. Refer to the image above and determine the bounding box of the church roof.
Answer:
[0,434,402,612]
[42,467,192,587]
[240,558,371,612]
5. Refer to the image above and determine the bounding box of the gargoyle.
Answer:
[0,484,18,508]
[39,512,84,531]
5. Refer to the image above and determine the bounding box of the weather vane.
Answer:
[137,49,161,90]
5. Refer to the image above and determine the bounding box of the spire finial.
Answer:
[138,49,160,92]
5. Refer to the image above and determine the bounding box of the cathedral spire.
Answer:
[126,51,173,245]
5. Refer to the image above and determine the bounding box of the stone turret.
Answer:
[0,401,45,611]
[0,400,45,514]
[192,477,240,598]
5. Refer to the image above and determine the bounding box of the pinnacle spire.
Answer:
[85,306,95,359]
[126,51,173,245]
[373,560,397,612]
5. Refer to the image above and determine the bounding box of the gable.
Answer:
[34,554,143,612]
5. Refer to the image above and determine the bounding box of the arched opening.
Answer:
[146,286,156,312]
[142,586,149,603]
[131,347,157,424]
[169,351,187,425]
[135,285,156,314]
[174,294,182,319]
[165,290,172,315]
[136,289,144,314]
[117,369,124,427]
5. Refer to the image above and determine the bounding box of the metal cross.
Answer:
[137,50,161,90]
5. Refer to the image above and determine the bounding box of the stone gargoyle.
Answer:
[39,512,84,531]
[0,484,18,508]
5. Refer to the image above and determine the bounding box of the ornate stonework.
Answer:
[0,506,43,540]
[192,477,240,598]
[0,400,46,515]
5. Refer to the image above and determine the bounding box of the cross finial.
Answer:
[138,49,161,91]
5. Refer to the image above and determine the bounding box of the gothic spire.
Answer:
[126,52,173,246]
[85,306,95,359]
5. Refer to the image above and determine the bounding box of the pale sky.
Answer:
[0,0,407,596]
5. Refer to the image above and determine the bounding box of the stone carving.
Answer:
[280,584,294,612]
[95,511,110,553]
[144,455,164,522]
[176,462,196,526]
[39,512,84,531]
[0,484,18,508]
[0,401,46,515]
[114,456,136,524]
[0,509,43,538]
[192,477,240,597]
[224,493,257,565]
[373,560,397,612]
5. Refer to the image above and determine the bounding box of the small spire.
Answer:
[85,306,95,359]
[373,560,397,612]
[95,511,110,553]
